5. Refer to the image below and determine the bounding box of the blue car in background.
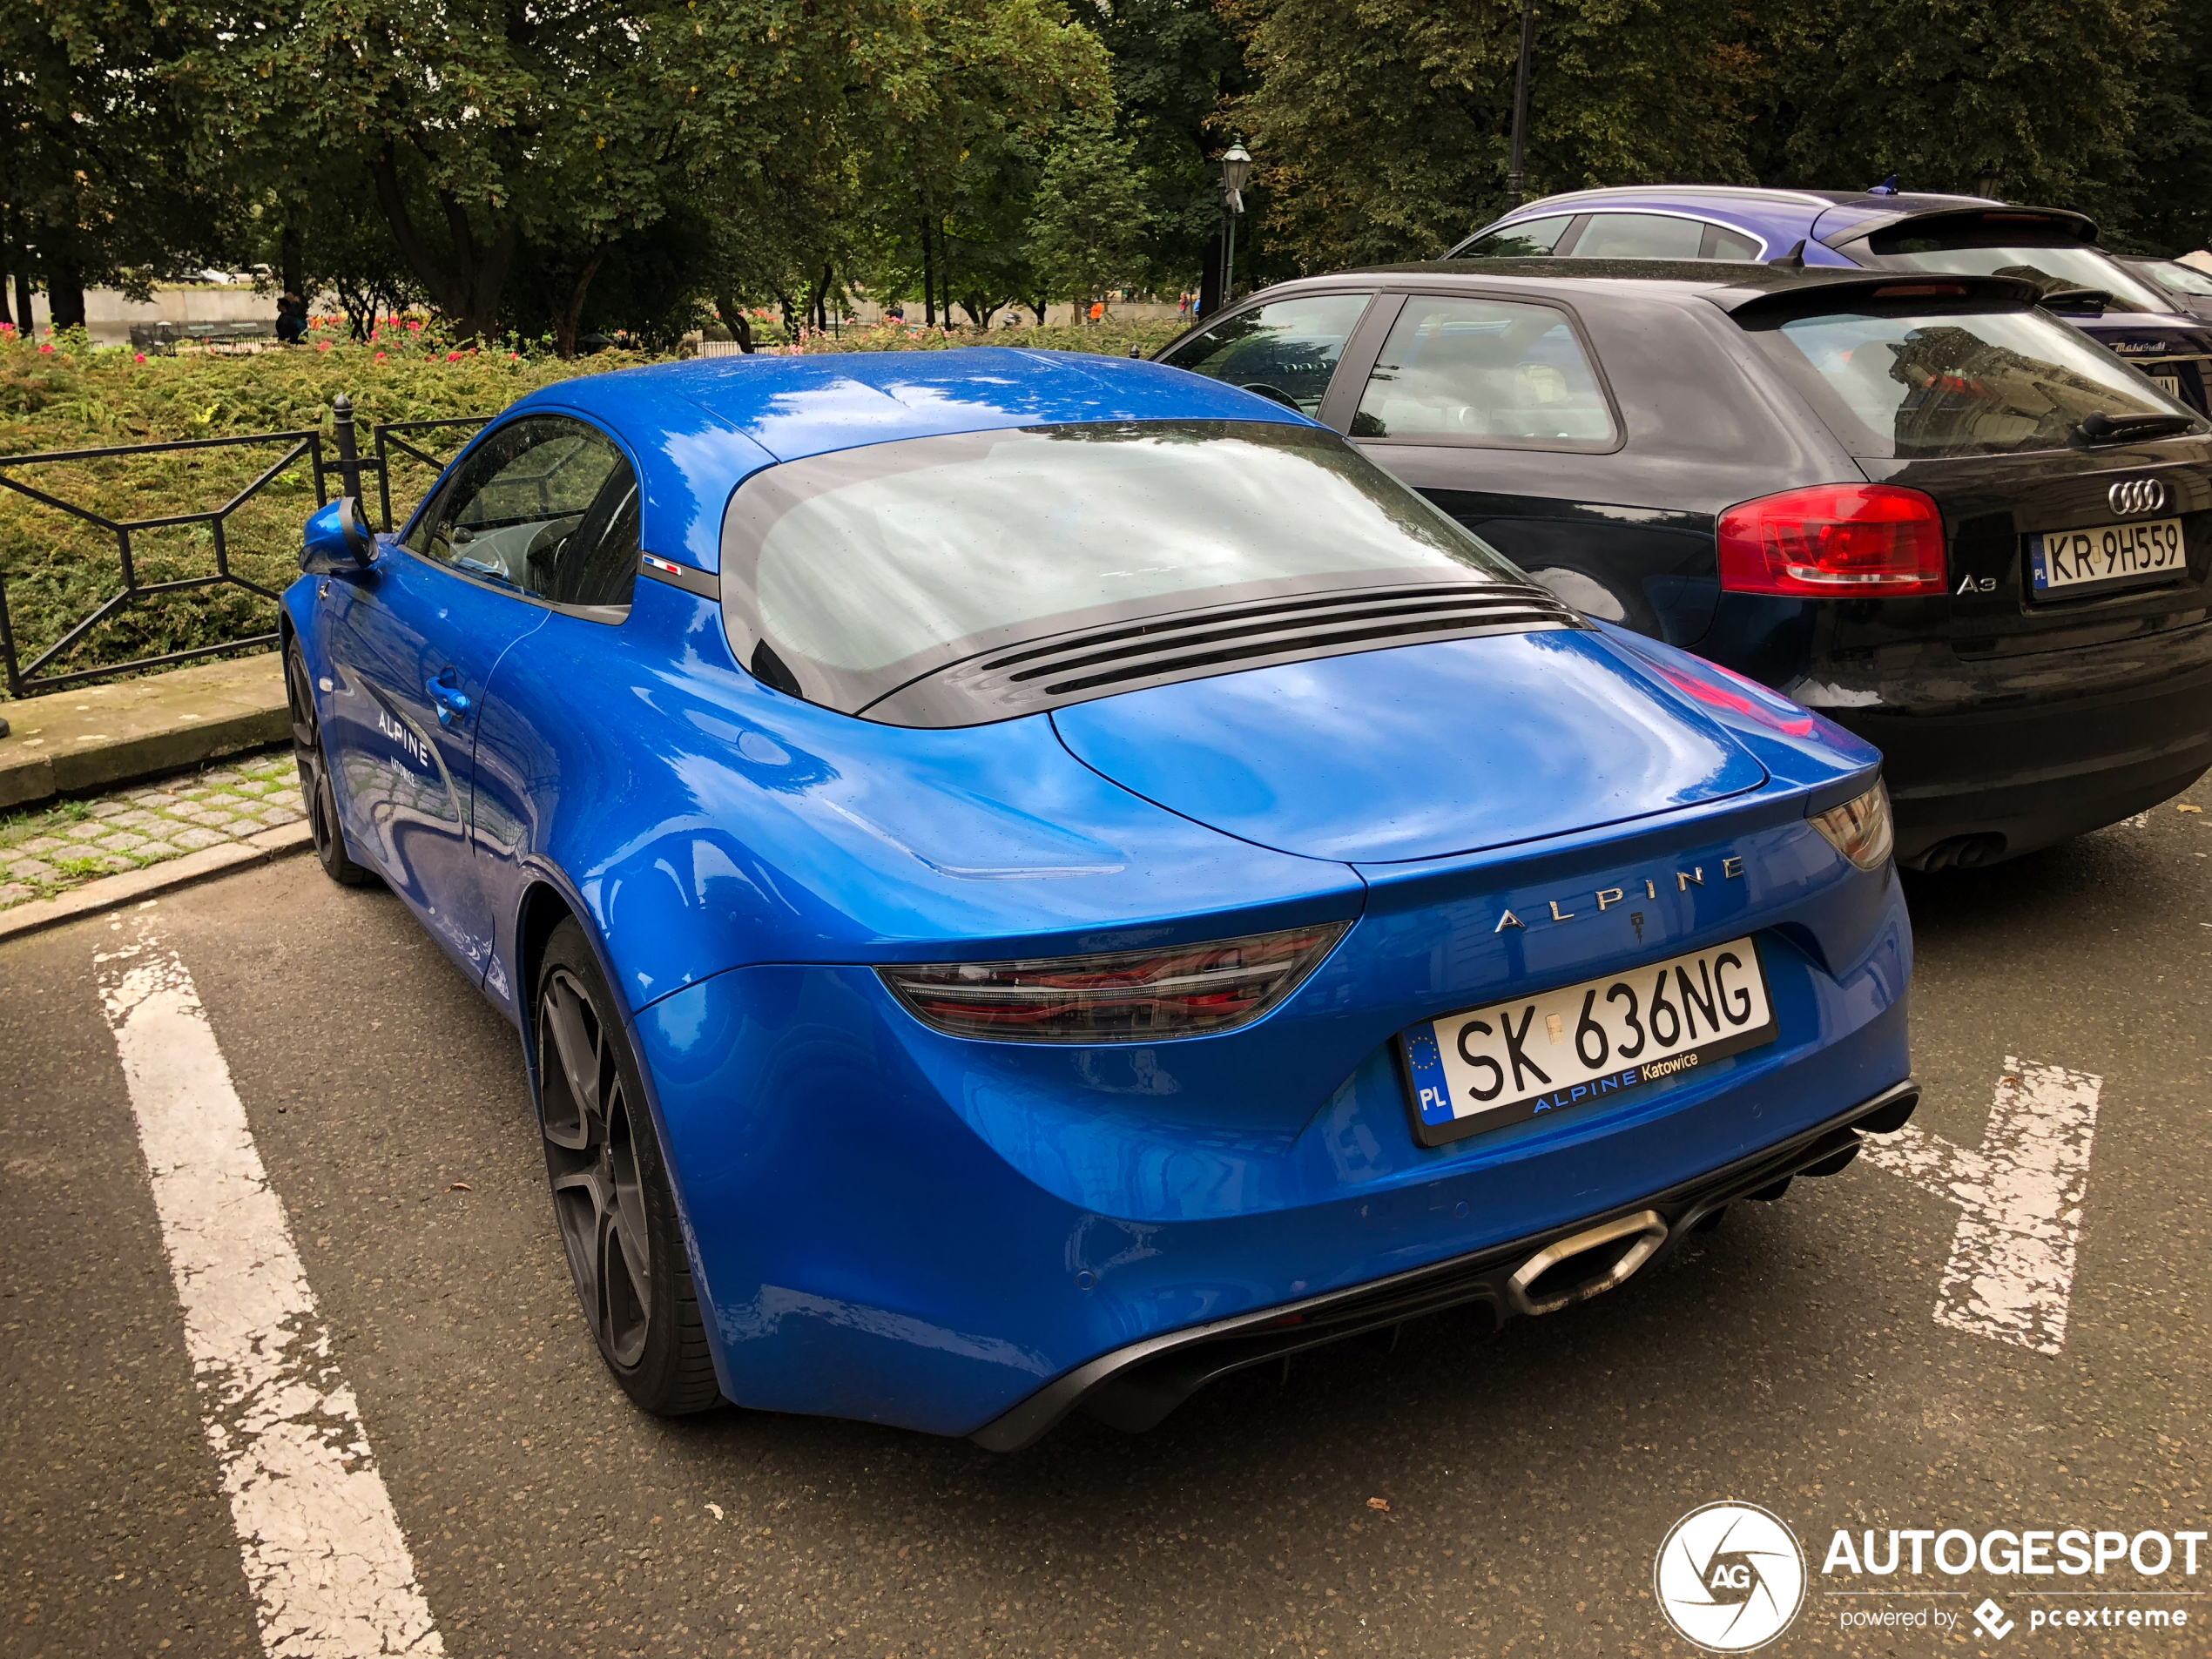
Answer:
[283,350,1915,1445]
[1449,185,2212,412]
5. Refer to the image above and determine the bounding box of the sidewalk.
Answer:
[0,748,304,912]
[0,652,290,810]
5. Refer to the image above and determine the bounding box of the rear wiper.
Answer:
[2038,287,2109,313]
[2077,408,2195,444]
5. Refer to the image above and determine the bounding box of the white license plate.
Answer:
[2029,516,2186,596]
[1400,937,1776,1148]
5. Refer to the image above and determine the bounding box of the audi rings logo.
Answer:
[2109,478,2169,517]
[1655,1502,1807,1651]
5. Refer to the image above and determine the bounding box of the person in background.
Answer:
[1089,299,1105,325]
[886,300,906,324]
[275,291,307,344]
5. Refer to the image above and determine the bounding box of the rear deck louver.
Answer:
[863,582,1587,726]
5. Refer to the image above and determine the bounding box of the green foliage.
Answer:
[2116,2,2212,255]
[1026,112,1153,306]
[1095,0,1249,288]
[1751,0,2165,221]
[1233,0,1760,269]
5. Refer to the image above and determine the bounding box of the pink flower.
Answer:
[408,320,422,333]
[446,350,462,361]
[39,343,53,354]
[508,351,518,360]
[135,352,146,363]
[374,350,387,361]
[318,340,332,352]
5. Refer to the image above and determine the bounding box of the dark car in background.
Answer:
[1154,262,2212,870]
[1445,187,2212,415]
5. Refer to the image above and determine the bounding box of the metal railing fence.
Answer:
[0,396,488,698]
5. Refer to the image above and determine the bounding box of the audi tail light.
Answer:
[1718,484,1946,597]
[879,923,1347,1043]
[1810,781,1895,871]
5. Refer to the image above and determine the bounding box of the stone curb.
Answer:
[0,653,289,812]
[0,820,314,943]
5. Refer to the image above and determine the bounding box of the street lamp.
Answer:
[1218,142,1253,312]
[1505,0,1536,208]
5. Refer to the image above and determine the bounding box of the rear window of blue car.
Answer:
[718,421,1528,709]
[1744,307,2209,459]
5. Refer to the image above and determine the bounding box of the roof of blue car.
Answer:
[519,347,1308,465]
[1480,185,2008,254]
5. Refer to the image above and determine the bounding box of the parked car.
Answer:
[284,349,1915,1444]
[2114,254,2212,325]
[1445,186,2212,414]
[1155,263,2212,870]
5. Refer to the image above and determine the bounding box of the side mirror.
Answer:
[301,497,379,574]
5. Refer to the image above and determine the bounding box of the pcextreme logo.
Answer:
[1655,1502,1808,1652]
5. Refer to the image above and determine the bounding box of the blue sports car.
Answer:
[284,349,1916,1445]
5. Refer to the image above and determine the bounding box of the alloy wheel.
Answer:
[538,967,654,1367]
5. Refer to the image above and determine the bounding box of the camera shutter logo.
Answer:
[2107,478,2168,517]
[1654,1501,1807,1651]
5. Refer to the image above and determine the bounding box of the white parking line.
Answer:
[1862,1056,2102,1355]
[95,923,444,1657]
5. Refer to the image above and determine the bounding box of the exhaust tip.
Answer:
[1912,832,2006,873]
[1507,1210,1669,1317]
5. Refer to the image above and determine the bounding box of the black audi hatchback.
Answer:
[1153,262,2212,870]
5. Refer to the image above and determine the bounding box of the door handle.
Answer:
[426,671,471,727]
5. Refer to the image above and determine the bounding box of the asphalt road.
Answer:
[4,784,2209,1659]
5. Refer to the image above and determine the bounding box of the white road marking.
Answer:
[95,927,444,1657]
[1862,1056,2102,1355]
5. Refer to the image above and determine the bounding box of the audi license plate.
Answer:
[1399,937,1776,1148]
[2028,516,2186,597]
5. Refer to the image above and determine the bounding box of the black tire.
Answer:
[286,638,374,887]
[536,918,720,1415]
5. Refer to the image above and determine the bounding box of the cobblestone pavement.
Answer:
[0,747,302,910]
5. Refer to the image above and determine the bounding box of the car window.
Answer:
[1159,293,1371,415]
[1351,296,1617,448]
[721,421,1527,707]
[408,415,640,611]
[1744,306,2210,459]
[2141,260,2212,298]
[1865,238,2172,313]
[1570,213,1709,260]
[1704,225,1762,260]
[1454,215,1575,259]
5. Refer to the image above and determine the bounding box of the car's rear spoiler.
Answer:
[1822,204,2099,256]
[1710,271,2045,324]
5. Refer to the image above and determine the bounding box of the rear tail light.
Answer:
[1810,781,1894,871]
[880,923,1347,1043]
[1718,484,1946,597]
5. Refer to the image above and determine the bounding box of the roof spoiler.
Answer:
[1822,203,2100,254]
[1716,271,2046,323]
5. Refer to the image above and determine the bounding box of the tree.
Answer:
[855,0,1118,326]
[1092,0,1247,296]
[1749,0,2166,224]
[5,0,240,331]
[1026,111,1150,313]
[1231,0,1758,270]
